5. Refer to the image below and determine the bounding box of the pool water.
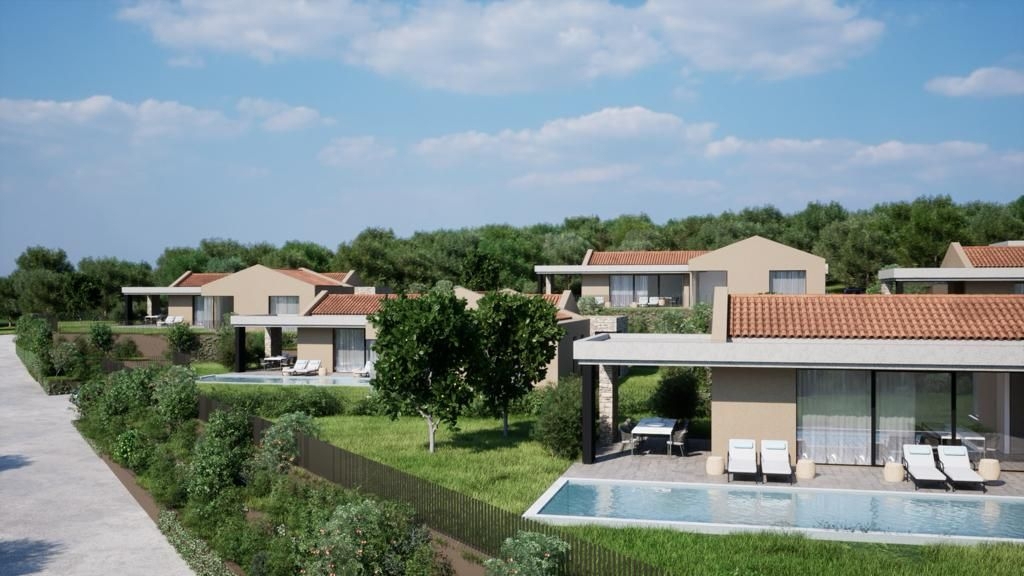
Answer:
[197,374,370,387]
[529,479,1024,543]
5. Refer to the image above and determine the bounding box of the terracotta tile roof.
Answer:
[555,310,575,321]
[310,294,405,315]
[729,294,1024,341]
[963,246,1024,268]
[588,250,708,266]
[275,269,343,286]
[173,272,229,287]
[541,294,561,306]
[320,272,350,283]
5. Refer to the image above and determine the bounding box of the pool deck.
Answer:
[562,442,1024,498]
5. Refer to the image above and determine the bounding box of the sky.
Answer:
[1,0,1023,275]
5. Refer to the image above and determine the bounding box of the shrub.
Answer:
[215,325,265,368]
[113,428,152,472]
[15,314,53,378]
[298,499,445,576]
[350,390,389,416]
[42,376,78,395]
[50,341,81,376]
[153,366,198,426]
[167,323,200,357]
[534,376,583,459]
[186,409,252,505]
[157,510,234,576]
[282,387,342,417]
[89,322,115,354]
[576,296,601,315]
[145,444,188,508]
[648,367,702,420]
[112,337,141,360]
[484,531,570,576]
[249,412,318,479]
[100,367,155,421]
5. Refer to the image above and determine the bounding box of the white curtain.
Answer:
[610,275,633,307]
[193,296,213,328]
[875,373,917,464]
[696,271,727,305]
[269,296,299,315]
[797,370,872,465]
[634,275,649,303]
[334,329,365,372]
[770,270,807,294]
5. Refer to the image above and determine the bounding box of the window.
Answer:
[695,271,727,305]
[334,329,366,372]
[610,275,633,307]
[769,270,806,294]
[269,296,299,315]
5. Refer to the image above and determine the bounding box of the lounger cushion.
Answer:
[732,441,754,450]
[907,446,932,456]
[939,446,967,457]
[763,441,787,451]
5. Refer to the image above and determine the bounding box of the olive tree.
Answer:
[368,287,476,453]
[472,292,562,437]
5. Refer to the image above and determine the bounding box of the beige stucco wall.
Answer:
[544,318,590,385]
[297,327,335,373]
[581,275,611,304]
[711,367,797,464]
[940,242,971,268]
[202,265,317,315]
[690,236,827,296]
[168,295,193,324]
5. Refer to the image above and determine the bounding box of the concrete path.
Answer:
[0,335,193,576]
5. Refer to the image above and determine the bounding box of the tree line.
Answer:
[2,194,1021,323]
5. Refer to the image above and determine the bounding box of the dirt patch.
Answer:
[430,530,488,576]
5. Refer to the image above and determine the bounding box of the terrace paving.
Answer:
[0,335,193,576]
[562,441,1024,497]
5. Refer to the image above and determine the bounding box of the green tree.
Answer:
[0,276,20,326]
[472,292,563,436]
[368,287,476,453]
[154,246,209,286]
[78,257,153,320]
[262,240,333,270]
[16,246,74,274]
[166,323,200,360]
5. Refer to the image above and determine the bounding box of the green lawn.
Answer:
[316,414,571,513]
[191,362,231,376]
[618,365,662,419]
[58,320,215,335]
[568,525,1023,576]
[0,326,15,335]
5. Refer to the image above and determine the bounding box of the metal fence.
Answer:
[198,396,668,576]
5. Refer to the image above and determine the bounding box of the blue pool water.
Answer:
[197,374,370,387]
[531,479,1024,543]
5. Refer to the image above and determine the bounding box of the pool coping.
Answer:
[523,477,1024,546]
[197,373,372,387]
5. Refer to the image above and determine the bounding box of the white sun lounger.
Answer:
[937,445,986,492]
[761,440,794,484]
[727,439,758,483]
[295,359,321,376]
[282,359,308,375]
[902,444,949,491]
[355,358,375,378]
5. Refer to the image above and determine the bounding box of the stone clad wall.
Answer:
[598,364,618,446]
[588,315,626,335]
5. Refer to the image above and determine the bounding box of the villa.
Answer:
[535,235,827,308]
[229,287,617,382]
[573,287,1024,468]
[879,240,1024,295]
[121,265,370,334]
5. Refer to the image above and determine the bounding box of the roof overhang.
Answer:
[878,267,1024,283]
[573,333,1023,372]
[230,314,367,328]
[534,265,691,274]
[121,286,201,296]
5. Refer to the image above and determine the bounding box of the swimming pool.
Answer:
[197,374,371,387]
[525,478,1024,545]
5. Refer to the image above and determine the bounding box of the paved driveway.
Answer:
[0,335,193,576]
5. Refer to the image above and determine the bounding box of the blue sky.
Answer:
[1,0,1022,274]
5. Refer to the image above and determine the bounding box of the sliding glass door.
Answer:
[797,370,871,465]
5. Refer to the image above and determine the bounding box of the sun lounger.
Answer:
[282,359,308,375]
[902,444,949,491]
[294,359,321,376]
[937,445,986,492]
[761,440,794,484]
[157,315,178,326]
[727,439,758,483]
[355,358,375,378]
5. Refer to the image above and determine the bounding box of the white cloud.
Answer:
[236,98,325,132]
[509,164,639,187]
[705,136,850,159]
[416,106,714,163]
[0,95,237,139]
[167,54,205,68]
[121,0,883,93]
[850,140,988,165]
[318,136,396,166]
[925,67,1024,97]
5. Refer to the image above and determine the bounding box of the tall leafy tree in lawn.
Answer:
[473,292,563,437]
[0,276,21,326]
[368,287,477,453]
[10,247,74,318]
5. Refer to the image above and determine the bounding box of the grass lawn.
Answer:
[316,414,572,513]
[618,365,662,419]
[568,525,1023,576]
[58,320,215,335]
[0,326,14,335]
[191,362,230,376]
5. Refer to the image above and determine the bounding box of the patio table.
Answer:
[631,417,678,455]
[261,355,290,369]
